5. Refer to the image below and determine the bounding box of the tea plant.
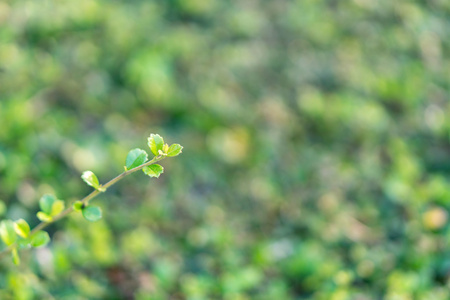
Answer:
[0,134,182,265]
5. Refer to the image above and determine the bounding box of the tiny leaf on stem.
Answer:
[82,206,102,222]
[14,219,30,238]
[30,231,50,247]
[37,212,52,222]
[142,164,164,178]
[51,200,65,216]
[73,201,84,211]
[148,134,164,156]
[39,194,57,215]
[125,148,148,170]
[167,144,183,157]
[0,220,17,246]
[163,143,169,153]
[81,171,100,190]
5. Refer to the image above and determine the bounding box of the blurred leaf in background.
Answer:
[1,0,450,299]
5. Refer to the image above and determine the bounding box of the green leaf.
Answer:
[167,144,183,157]
[142,164,164,178]
[39,194,56,215]
[148,134,164,156]
[82,206,102,222]
[30,231,50,247]
[73,201,84,212]
[11,247,20,265]
[163,143,169,153]
[81,171,100,190]
[125,148,148,170]
[37,212,53,222]
[51,200,65,216]
[14,219,30,238]
[0,220,17,246]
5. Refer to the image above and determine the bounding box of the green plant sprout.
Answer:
[0,134,182,265]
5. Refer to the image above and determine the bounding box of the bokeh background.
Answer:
[1,0,450,299]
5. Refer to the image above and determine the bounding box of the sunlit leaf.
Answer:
[148,134,164,156]
[142,164,164,178]
[167,144,183,157]
[51,200,65,216]
[125,148,148,170]
[81,171,100,190]
[37,212,52,222]
[0,220,17,246]
[14,219,30,238]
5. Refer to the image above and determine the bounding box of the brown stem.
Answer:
[0,155,164,258]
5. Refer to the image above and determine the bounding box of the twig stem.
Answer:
[0,155,164,258]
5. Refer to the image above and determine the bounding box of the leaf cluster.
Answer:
[0,134,182,265]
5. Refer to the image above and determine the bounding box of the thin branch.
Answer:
[0,155,164,259]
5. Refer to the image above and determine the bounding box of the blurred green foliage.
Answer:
[1,0,450,298]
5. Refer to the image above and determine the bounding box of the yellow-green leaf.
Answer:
[81,171,100,190]
[167,144,183,157]
[142,164,164,178]
[14,219,30,238]
[148,134,164,156]
[73,201,84,212]
[37,212,53,222]
[50,200,65,216]
[0,220,17,246]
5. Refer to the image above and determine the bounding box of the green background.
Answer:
[1,0,450,299]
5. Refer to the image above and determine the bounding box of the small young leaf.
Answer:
[50,200,65,216]
[148,134,164,156]
[82,206,102,222]
[30,231,50,247]
[0,220,17,246]
[142,164,164,178]
[39,194,56,214]
[14,219,30,238]
[125,148,148,170]
[167,144,183,157]
[37,212,53,222]
[11,247,20,265]
[73,201,84,212]
[81,171,100,190]
[163,143,169,153]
